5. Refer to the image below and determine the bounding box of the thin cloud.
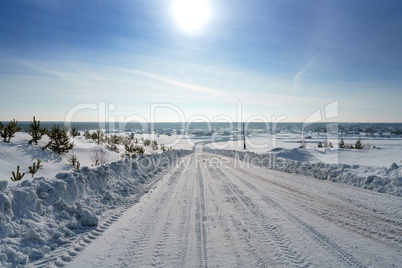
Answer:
[119,68,223,96]
[292,54,319,94]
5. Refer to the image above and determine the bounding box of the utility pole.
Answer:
[243,123,246,150]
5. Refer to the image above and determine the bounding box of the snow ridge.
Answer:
[0,149,192,267]
[204,148,402,197]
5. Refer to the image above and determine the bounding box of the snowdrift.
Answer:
[0,150,192,267]
[204,148,402,197]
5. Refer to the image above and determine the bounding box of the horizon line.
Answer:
[3,121,402,124]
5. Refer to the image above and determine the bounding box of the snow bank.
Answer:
[204,148,402,197]
[0,149,192,267]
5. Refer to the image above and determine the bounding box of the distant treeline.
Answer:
[3,121,402,133]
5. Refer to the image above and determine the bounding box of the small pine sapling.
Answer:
[1,121,8,142]
[70,126,80,137]
[106,143,119,153]
[328,141,334,148]
[68,151,78,166]
[28,116,44,145]
[109,134,120,145]
[8,120,21,142]
[317,141,323,148]
[91,128,104,144]
[73,161,80,171]
[10,166,25,181]
[323,140,329,148]
[143,139,150,146]
[151,140,158,150]
[355,139,363,149]
[1,119,21,143]
[84,129,91,139]
[44,125,74,154]
[96,128,104,143]
[160,143,166,152]
[339,139,345,149]
[28,159,43,178]
[136,145,145,155]
[124,142,137,159]
[124,142,145,158]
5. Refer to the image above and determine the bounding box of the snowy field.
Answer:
[3,132,402,187]
[208,133,402,167]
[0,131,401,267]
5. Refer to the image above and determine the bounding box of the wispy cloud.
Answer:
[291,54,319,94]
[119,68,223,96]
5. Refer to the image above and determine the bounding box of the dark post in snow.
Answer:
[243,123,246,150]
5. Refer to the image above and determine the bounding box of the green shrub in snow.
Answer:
[28,159,43,178]
[10,166,25,181]
[28,116,46,145]
[43,125,74,154]
[1,119,21,143]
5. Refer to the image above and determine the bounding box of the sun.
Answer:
[172,0,211,33]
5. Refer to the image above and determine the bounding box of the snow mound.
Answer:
[388,162,399,171]
[269,147,314,162]
[205,148,402,197]
[0,149,192,267]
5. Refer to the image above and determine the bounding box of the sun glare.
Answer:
[172,0,211,33]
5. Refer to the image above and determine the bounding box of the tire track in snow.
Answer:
[195,159,208,268]
[223,167,367,268]
[175,193,193,266]
[150,154,198,267]
[320,189,402,244]
[235,165,402,249]
[198,149,271,267]
[125,163,192,267]
[108,154,204,268]
[214,180,269,267]
[211,166,312,267]
[29,196,141,268]
[200,166,247,267]
[205,165,271,268]
[173,156,196,266]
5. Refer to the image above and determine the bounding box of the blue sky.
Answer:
[0,0,401,123]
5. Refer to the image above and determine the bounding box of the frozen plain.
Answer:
[0,132,401,267]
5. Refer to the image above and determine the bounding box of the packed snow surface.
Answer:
[65,144,401,267]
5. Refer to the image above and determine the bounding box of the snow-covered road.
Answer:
[65,144,402,267]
